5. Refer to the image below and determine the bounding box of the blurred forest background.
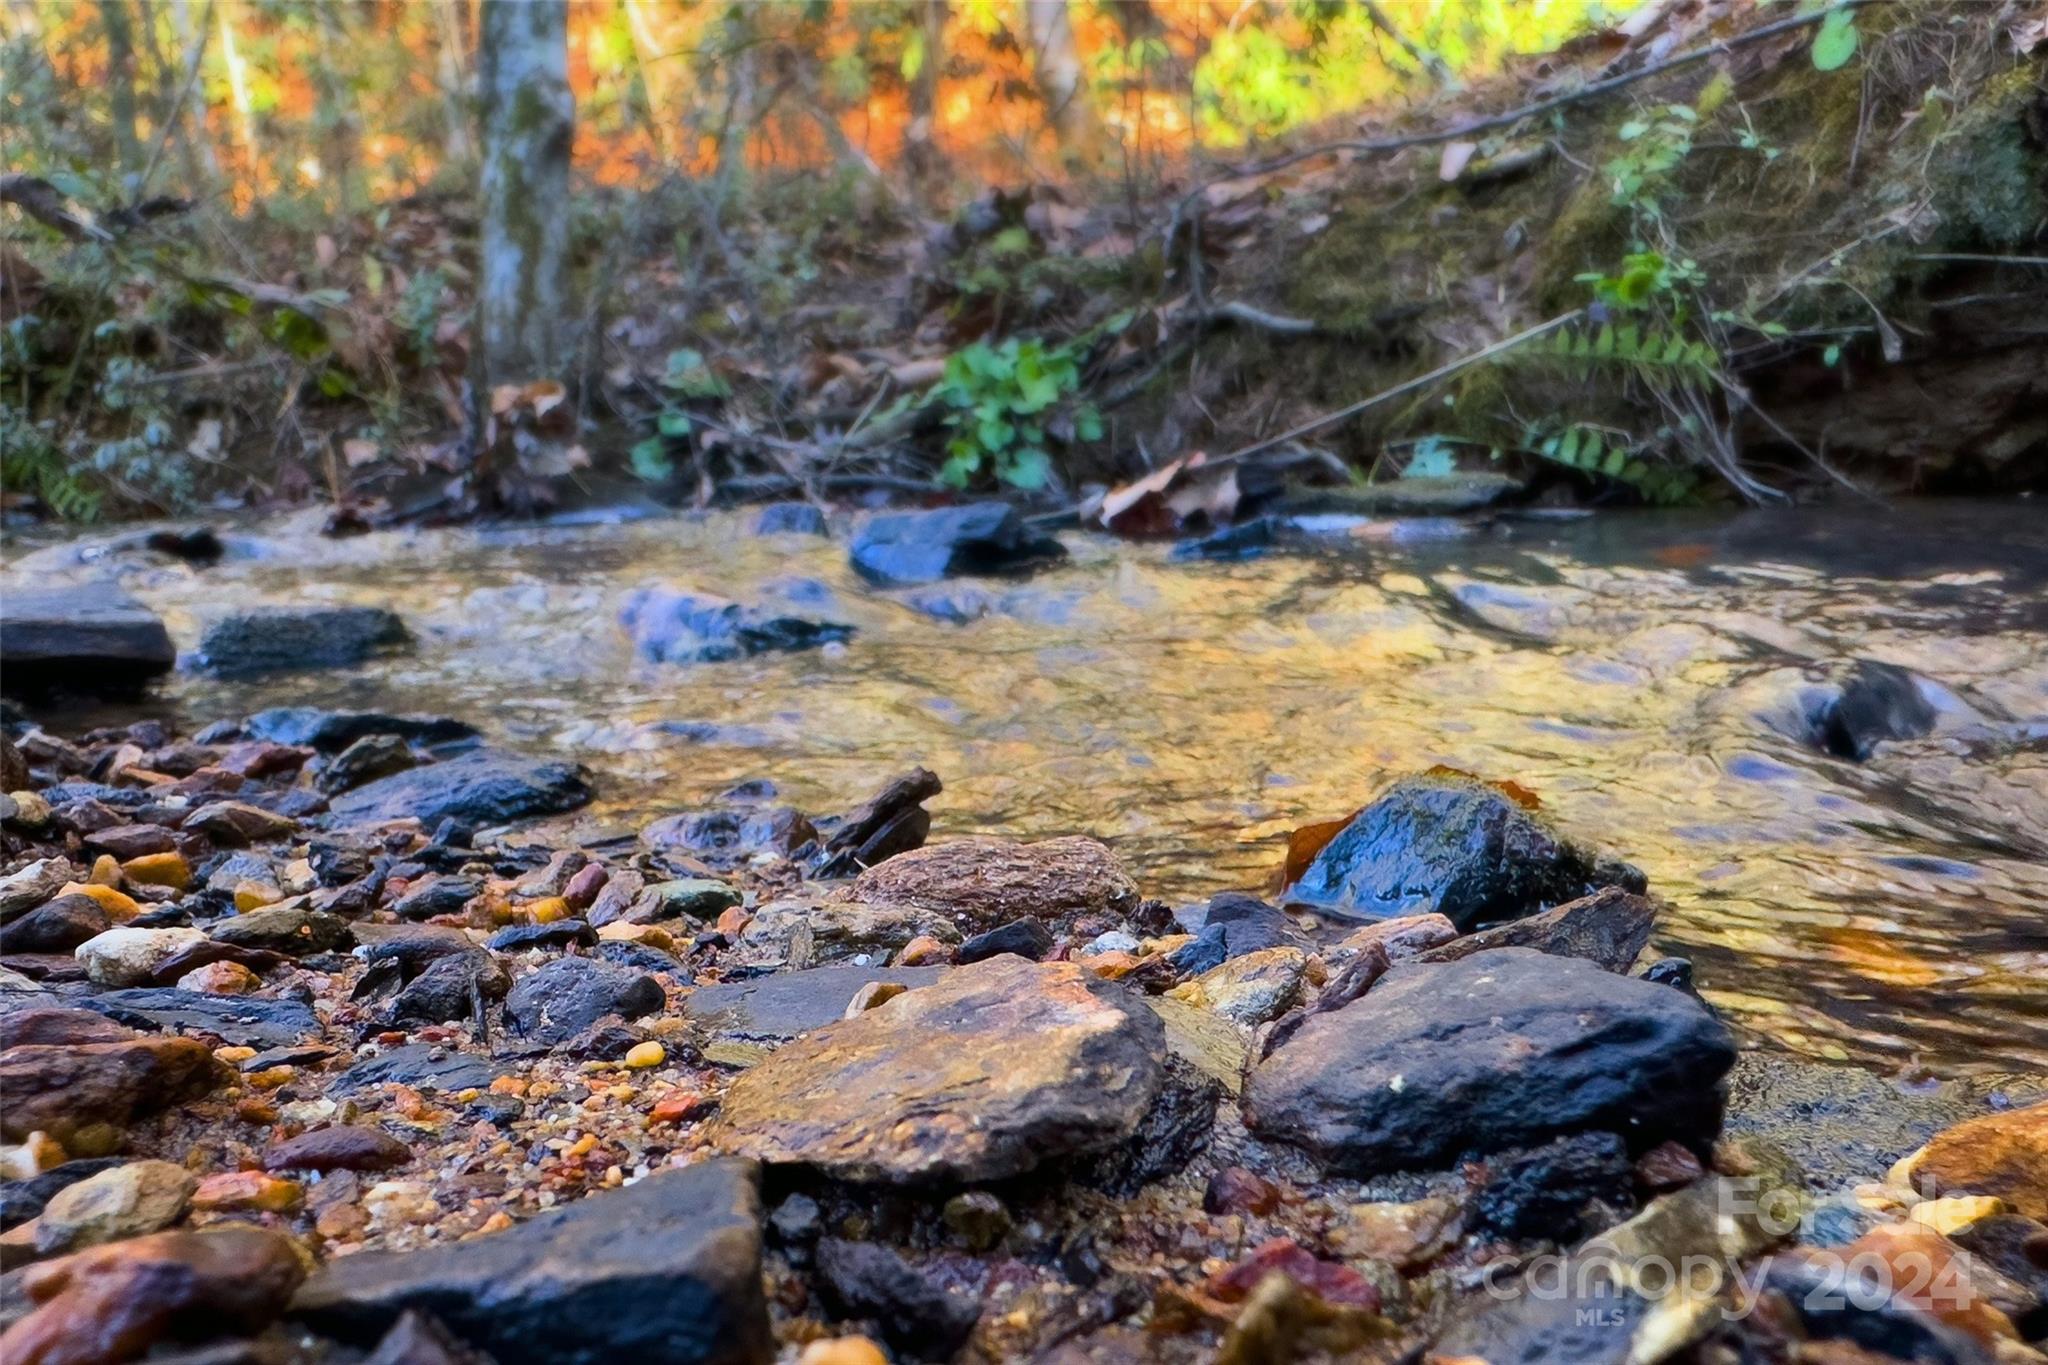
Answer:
[1,0,2044,524]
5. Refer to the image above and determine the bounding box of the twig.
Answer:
[1190,300,1319,335]
[1361,1,1453,87]
[1911,253,2048,267]
[1209,312,1583,468]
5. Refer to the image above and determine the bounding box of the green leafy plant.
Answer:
[1520,419,1697,505]
[1810,7,1859,71]
[630,348,733,482]
[0,405,100,521]
[928,337,1101,491]
[1605,103,1697,216]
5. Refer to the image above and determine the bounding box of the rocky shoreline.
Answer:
[0,699,2041,1365]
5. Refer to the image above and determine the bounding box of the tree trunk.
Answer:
[432,0,474,170]
[103,0,143,180]
[904,0,947,201]
[474,0,573,420]
[1024,0,1098,169]
[168,0,221,188]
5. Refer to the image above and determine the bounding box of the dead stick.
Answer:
[1209,312,1582,467]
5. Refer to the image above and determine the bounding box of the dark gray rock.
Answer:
[504,958,663,1047]
[0,584,175,699]
[958,918,1054,964]
[194,605,408,675]
[386,953,509,1028]
[242,709,478,753]
[1201,893,1309,959]
[318,735,419,795]
[0,894,112,953]
[1285,773,1644,929]
[641,805,817,867]
[1242,948,1735,1174]
[1471,1131,1634,1241]
[78,988,321,1048]
[620,584,853,665]
[209,907,354,957]
[751,503,827,536]
[595,940,691,977]
[486,920,596,952]
[331,1045,502,1096]
[1763,659,1943,761]
[680,966,943,1043]
[814,1238,979,1360]
[392,877,481,922]
[290,1159,770,1365]
[849,502,1066,586]
[330,751,593,828]
[1171,517,1281,562]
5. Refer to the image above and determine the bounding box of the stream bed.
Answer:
[9,497,2046,1075]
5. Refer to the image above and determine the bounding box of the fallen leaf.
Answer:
[490,384,522,416]
[524,379,567,419]
[1423,764,1542,809]
[1280,811,1362,891]
[314,233,337,269]
[1098,452,1241,539]
[1439,141,1479,181]
[341,437,380,467]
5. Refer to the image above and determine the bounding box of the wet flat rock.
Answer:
[0,584,176,699]
[1242,948,1735,1174]
[328,750,593,828]
[291,1158,770,1365]
[193,605,409,676]
[848,502,1066,586]
[842,836,1139,931]
[713,957,1165,1184]
[619,583,853,664]
[680,966,945,1045]
[1285,772,1643,929]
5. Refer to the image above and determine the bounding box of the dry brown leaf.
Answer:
[1098,452,1241,538]
[186,419,222,459]
[524,379,567,418]
[341,437,380,467]
[1438,141,1479,181]
[489,384,523,416]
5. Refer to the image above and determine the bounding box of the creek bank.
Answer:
[0,707,2040,1365]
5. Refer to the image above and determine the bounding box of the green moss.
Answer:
[1928,67,2048,247]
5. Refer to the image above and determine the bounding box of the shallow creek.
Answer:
[9,498,2046,1075]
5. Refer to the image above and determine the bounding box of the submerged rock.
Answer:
[290,1159,770,1365]
[849,503,1066,586]
[753,502,828,536]
[1242,948,1734,1174]
[193,605,409,675]
[1285,772,1643,929]
[330,751,593,828]
[240,708,478,753]
[713,957,1165,1183]
[1749,659,1944,761]
[843,836,1139,931]
[620,584,853,665]
[0,584,176,699]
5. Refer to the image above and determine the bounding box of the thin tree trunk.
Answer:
[312,6,365,213]
[217,0,258,170]
[103,0,143,180]
[433,0,473,170]
[904,0,946,201]
[1024,0,1098,170]
[168,0,220,186]
[473,0,573,439]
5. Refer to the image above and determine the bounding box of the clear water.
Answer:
[9,499,2046,1074]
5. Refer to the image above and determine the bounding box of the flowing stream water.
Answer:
[11,499,2046,1076]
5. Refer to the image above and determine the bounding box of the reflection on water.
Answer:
[8,500,2047,1073]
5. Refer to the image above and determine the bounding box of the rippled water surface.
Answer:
[11,500,2047,1073]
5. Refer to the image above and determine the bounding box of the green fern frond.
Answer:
[1541,323,1721,389]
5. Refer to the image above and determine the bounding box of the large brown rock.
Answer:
[1418,886,1658,972]
[1902,1101,2048,1220]
[0,1035,219,1142]
[0,1226,305,1365]
[712,957,1164,1184]
[732,898,960,970]
[842,836,1139,930]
